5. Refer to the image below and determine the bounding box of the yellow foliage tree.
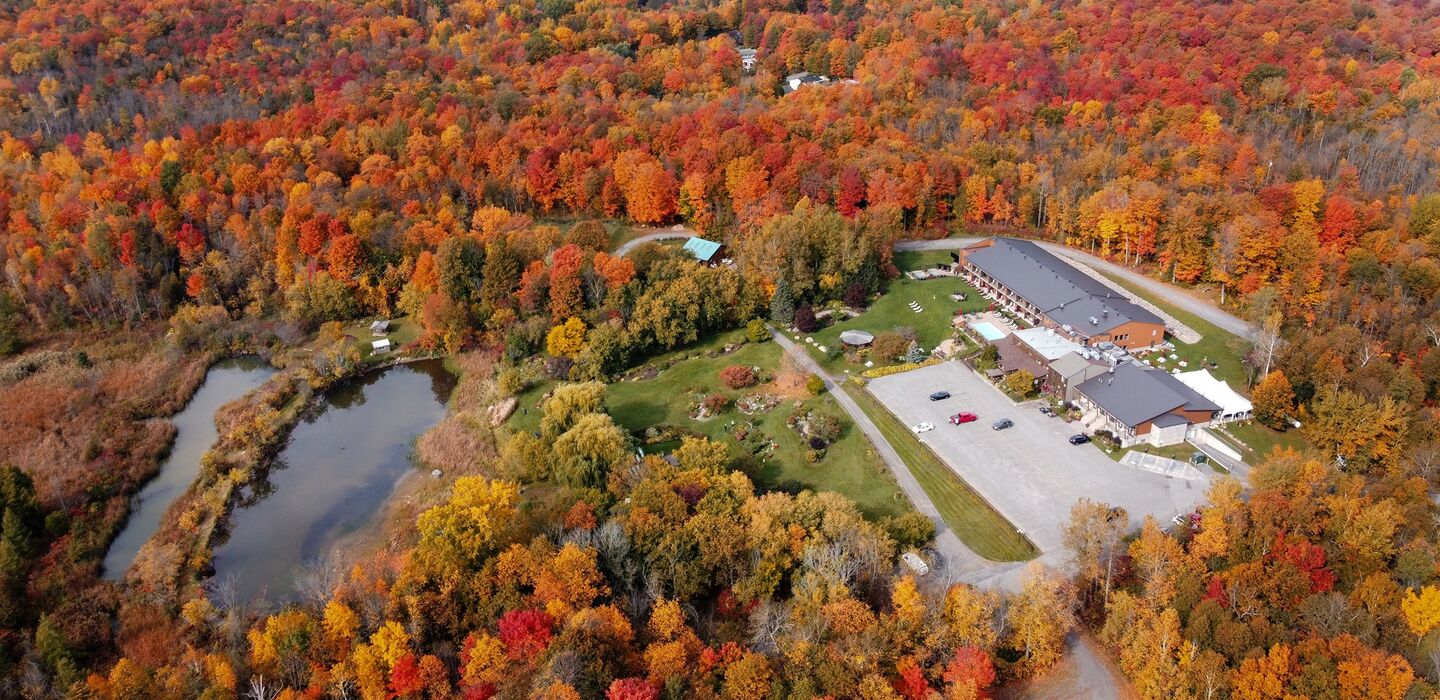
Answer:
[891,575,925,628]
[1401,586,1440,637]
[546,317,587,358]
[414,477,520,575]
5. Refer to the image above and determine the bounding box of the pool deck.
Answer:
[965,311,1018,341]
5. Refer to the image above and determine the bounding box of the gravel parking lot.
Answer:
[868,362,1209,556]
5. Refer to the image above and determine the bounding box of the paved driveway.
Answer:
[868,362,1209,556]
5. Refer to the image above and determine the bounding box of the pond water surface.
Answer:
[210,359,455,601]
[103,356,275,580]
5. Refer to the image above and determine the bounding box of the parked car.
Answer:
[1068,434,1091,445]
[991,418,1013,430]
[912,422,935,433]
[928,391,951,401]
[949,412,978,425]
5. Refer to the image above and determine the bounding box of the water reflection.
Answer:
[209,359,455,601]
[103,357,275,579]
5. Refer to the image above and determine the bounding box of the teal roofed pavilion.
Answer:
[682,237,723,263]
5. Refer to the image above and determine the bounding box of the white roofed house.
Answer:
[782,71,831,93]
[371,338,393,355]
[370,319,391,337]
[738,48,758,72]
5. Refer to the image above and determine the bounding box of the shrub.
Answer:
[720,365,757,389]
[702,393,730,414]
[566,220,610,251]
[804,448,826,463]
[844,282,868,308]
[1004,369,1036,398]
[745,319,769,343]
[794,304,817,333]
[885,512,938,550]
[861,358,940,378]
[872,328,916,362]
[805,374,826,395]
[810,414,842,442]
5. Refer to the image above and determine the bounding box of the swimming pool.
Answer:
[971,321,1005,341]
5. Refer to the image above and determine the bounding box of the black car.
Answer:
[1068,434,1091,445]
[929,391,951,401]
[991,418,1013,430]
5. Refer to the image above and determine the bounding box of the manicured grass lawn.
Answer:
[805,277,991,372]
[895,249,961,271]
[1094,271,1250,389]
[339,315,419,362]
[1219,421,1312,462]
[846,384,1039,562]
[508,333,910,520]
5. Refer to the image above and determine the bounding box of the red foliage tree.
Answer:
[836,166,866,218]
[606,677,659,700]
[389,653,424,698]
[944,646,996,691]
[719,365,756,389]
[176,223,206,263]
[894,657,930,700]
[549,243,584,320]
[498,609,555,661]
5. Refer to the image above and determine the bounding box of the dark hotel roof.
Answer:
[1075,362,1219,427]
[964,238,1164,335]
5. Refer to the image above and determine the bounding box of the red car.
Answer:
[949,412,978,425]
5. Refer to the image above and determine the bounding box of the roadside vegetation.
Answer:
[846,385,1039,562]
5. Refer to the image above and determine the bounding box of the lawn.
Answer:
[507,333,911,520]
[1094,271,1250,388]
[337,315,419,362]
[805,277,991,372]
[1218,421,1312,463]
[894,249,961,271]
[534,217,639,251]
[846,384,1039,562]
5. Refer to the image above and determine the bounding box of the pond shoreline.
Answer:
[124,349,450,602]
[102,356,276,580]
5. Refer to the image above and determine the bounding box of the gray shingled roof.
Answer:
[1075,362,1219,427]
[1049,351,1102,378]
[965,238,1164,333]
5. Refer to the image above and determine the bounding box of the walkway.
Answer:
[768,328,1030,589]
[896,237,1256,341]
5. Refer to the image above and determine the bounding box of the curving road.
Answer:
[613,229,694,257]
[769,328,1031,590]
[618,230,1255,341]
[897,238,1256,341]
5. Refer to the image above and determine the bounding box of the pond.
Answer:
[209,359,455,602]
[104,356,276,580]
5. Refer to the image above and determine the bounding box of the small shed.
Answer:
[839,330,875,346]
[370,319,391,336]
[371,338,393,355]
[682,237,724,264]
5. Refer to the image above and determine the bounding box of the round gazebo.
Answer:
[839,330,875,347]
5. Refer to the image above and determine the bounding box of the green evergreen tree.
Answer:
[769,278,796,326]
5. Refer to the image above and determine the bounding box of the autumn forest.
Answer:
[1,0,1440,698]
